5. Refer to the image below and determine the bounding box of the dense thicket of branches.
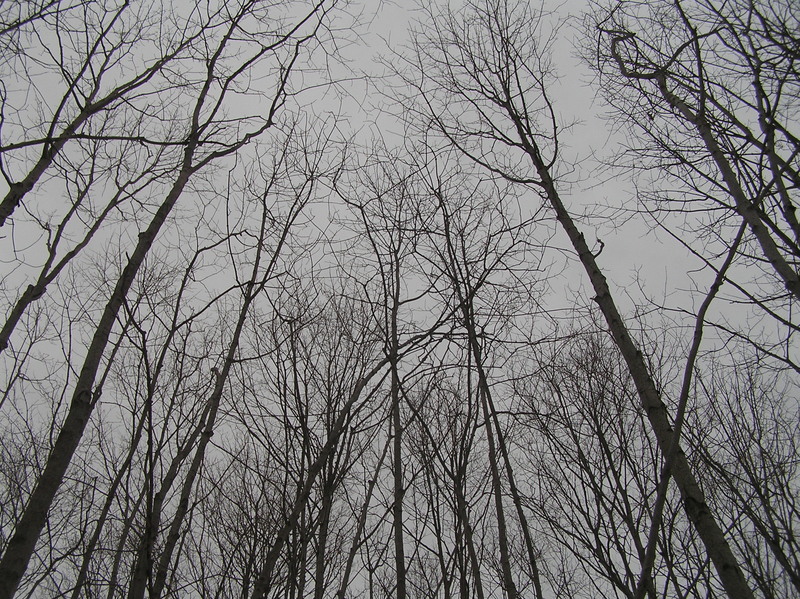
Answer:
[0,1,797,598]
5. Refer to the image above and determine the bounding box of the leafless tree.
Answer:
[591,0,800,367]
[591,1,800,594]
[687,359,800,597]
[334,147,438,599]
[0,1,342,596]
[2,1,796,598]
[424,158,546,599]
[396,1,758,596]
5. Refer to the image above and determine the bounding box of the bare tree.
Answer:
[2,1,796,598]
[335,148,436,599]
[425,163,545,599]
[0,0,197,228]
[0,1,340,596]
[687,359,800,597]
[591,0,800,365]
[591,2,800,594]
[397,1,756,596]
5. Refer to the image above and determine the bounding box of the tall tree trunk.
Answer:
[520,136,755,599]
[312,475,334,599]
[0,148,198,599]
[453,471,486,599]
[486,396,545,599]
[390,275,407,599]
[437,188,519,598]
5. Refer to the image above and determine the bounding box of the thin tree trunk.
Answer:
[390,275,407,599]
[438,190,518,598]
[125,398,213,599]
[486,400,545,599]
[427,471,453,599]
[335,430,392,599]
[312,476,333,599]
[69,400,150,599]
[106,480,148,599]
[148,179,304,599]
[634,224,745,599]
[453,472,486,599]
[477,387,518,599]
